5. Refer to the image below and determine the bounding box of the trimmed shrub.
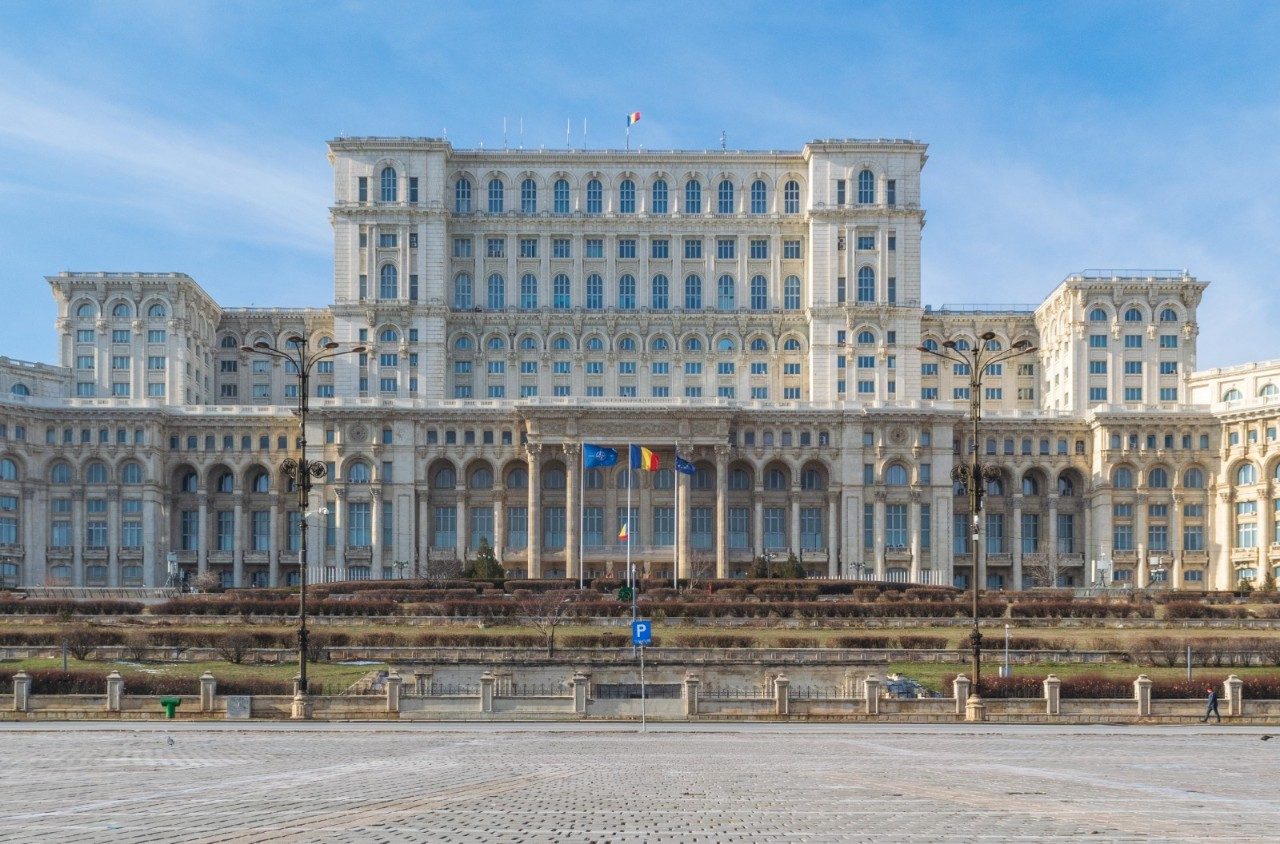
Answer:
[776,636,820,648]
[672,633,754,648]
[832,635,893,649]
[896,634,948,649]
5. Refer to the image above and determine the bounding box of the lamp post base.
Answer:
[291,691,312,720]
[965,692,987,722]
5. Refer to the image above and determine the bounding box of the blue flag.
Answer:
[675,455,696,475]
[583,443,619,468]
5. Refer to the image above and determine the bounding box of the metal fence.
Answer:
[790,685,848,700]
[700,685,773,700]
[594,683,682,699]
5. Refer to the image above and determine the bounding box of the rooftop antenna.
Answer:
[720,130,726,150]
[565,118,571,150]
[503,117,508,150]
[519,117,524,149]
[583,117,587,147]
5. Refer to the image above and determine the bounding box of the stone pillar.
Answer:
[12,671,30,712]
[683,672,700,717]
[752,492,764,558]
[413,669,432,697]
[715,446,729,579]
[334,487,347,576]
[953,674,970,716]
[196,492,209,575]
[908,492,922,583]
[385,671,402,713]
[232,492,245,588]
[268,492,281,587]
[677,466,691,579]
[789,489,801,555]
[1225,674,1243,717]
[492,490,506,564]
[1011,493,1023,591]
[1047,493,1060,582]
[572,670,590,715]
[873,491,887,579]
[863,675,880,715]
[773,674,789,716]
[526,445,542,578]
[480,671,496,713]
[106,670,123,712]
[827,493,839,578]
[291,691,312,720]
[564,444,580,582]
[454,489,466,564]
[1134,674,1152,716]
[1043,674,1061,716]
[965,693,986,722]
[199,671,216,712]
[370,487,384,577]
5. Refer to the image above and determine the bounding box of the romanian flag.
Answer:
[630,444,659,471]
[618,522,629,541]
[627,111,641,127]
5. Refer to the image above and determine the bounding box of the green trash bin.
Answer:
[159,697,181,718]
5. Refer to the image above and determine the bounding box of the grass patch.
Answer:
[0,657,384,695]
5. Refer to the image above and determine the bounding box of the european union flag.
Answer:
[675,455,696,475]
[583,443,619,468]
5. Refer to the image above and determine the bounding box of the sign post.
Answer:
[632,619,652,732]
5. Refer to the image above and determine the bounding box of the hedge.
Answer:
[0,599,143,616]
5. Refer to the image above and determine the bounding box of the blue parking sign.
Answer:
[631,619,652,647]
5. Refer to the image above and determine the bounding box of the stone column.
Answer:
[952,674,970,716]
[385,671,402,713]
[12,671,31,712]
[873,491,886,579]
[863,676,880,715]
[1171,493,1184,587]
[752,490,764,558]
[526,444,542,578]
[268,491,280,587]
[1225,674,1243,717]
[416,488,430,577]
[333,487,347,576]
[106,488,120,587]
[1043,674,1060,716]
[493,489,506,564]
[232,492,245,588]
[715,446,729,579]
[677,465,691,579]
[773,674,789,716]
[200,671,217,712]
[1047,493,1060,584]
[572,670,590,715]
[1134,674,1152,716]
[826,493,839,578]
[789,487,801,557]
[1011,493,1023,591]
[683,672,700,717]
[908,490,922,583]
[195,491,208,576]
[454,487,466,564]
[370,487,383,578]
[480,671,496,713]
[106,670,123,712]
[564,443,580,582]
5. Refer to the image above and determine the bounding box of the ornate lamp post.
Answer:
[242,333,364,701]
[918,331,1036,703]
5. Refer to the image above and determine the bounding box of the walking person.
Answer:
[1201,686,1221,723]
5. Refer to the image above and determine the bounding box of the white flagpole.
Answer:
[626,444,633,592]
[626,123,630,151]
[672,444,678,590]
[579,442,586,590]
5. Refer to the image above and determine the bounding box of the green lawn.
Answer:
[1,657,385,695]
[887,661,1280,693]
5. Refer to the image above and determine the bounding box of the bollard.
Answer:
[953,674,970,717]
[1134,674,1152,717]
[965,693,986,722]
[105,670,124,712]
[12,670,31,712]
[682,672,700,718]
[159,697,181,719]
[1225,674,1244,717]
[480,671,495,713]
[863,676,881,716]
[773,674,790,716]
[291,691,312,720]
[572,671,591,716]
[385,671,402,713]
[199,671,217,713]
[1043,674,1061,716]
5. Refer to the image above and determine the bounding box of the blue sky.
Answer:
[0,0,1276,370]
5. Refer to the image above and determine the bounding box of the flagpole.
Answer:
[578,440,585,590]
[627,444,635,628]
[626,124,630,151]
[672,443,678,590]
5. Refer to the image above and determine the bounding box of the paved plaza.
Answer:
[0,722,1276,842]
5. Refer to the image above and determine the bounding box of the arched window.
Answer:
[112,302,131,318]
[553,336,571,351]
[684,179,702,213]
[469,467,494,489]
[783,179,800,213]
[586,274,603,310]
[1160,308,1179,322]
[984,476,1004,496]
[1022,474,1040,496]
[922,338,938,351]
[801,466,825,490]
[1149,467,1170,488]
[83,462,106,485]
[220,335,239,349]
[618,337,637,352]
[717,337,735,353]
[717,179,734,213]
[214,470,234,493]
[1057,475,1075,496]
[487,336,505,351]
[520,335,538,351]
[379,264,398,299]
[651,274,669,310]
[1261,384,1279,398]
[543,467,566,489]
[10,384,30,397]
[0,458,17,481]
[650,337,669,352]
[685,337,703,353]
[717,274,735,309]
[453,273,473,309]
[651,179,668,213]
[856,330,875,345]
[1237,463,1258,486]
[454,177,472,213]
[147,303,167,318]
[684,274,703,309]
[1183,467,1205,488]
[784,275,801,310]
[553,178,570,214]
[454,335,473,351]
[120,462,143,484]
[653,468,674,490]
[783,338,801,351]
[1089,307,1108,322]
[689,466,712,491]
[619,179,636,213]
[380,166,397,202]
[75,302,95,318]
[520,178,537,213]
[506,467,528,489]
[379,328,398,343]
[586,178,603,214]
[750,338,768,352]
[487,177,504,213]
[582,336,604,353]
[1223,389,1243,402]
[857,169,875,203]
[885,464,909,486]
[520,273,538,309]
[553,273,571,309]
[487,273,505,309]
[985,338,1002,351]
[618,274,636,310]
[765,467,788,490]
[250,470,270,493]
[730,467,751,490]
[750,179,767,213]
[179,470,198,493]
[432,466,456,489]
[1124,307,1143,322]
[856,266,875,302]
[750,275,768,310]
[1114,467,1134,489]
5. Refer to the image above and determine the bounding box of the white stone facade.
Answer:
[0,136,1273,592]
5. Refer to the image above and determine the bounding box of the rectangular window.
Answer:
[1159,387,1178,401]
[1183,524,1204,551]
[506,506,528,549]
[836,179,846,206]
[1124,387,1142,402]
[763,506,787,550]
[1159,334,1178,348]
[250,510,270,552]
[468,505,494,550]
[215,510,235,552]
[1089,334,1108,348]
[618,239,637,259]
[1021,513,1040,554]
[552,237,571,258]
[985,513,1005,554]
[650,238,669,259]
[543,506,566,550]
[453,237,473,258]
[683,238,702,259]
[783,239,802,259]
[727,507,750,549]
[431,506,456,549]
[519,237,537,258]
[1089,360,1107,374]
[485,237,505,258]
[885,504,907,548]
[1088,387,1108,402]
[585,238,604,258]
[1124,334,1143,348]
[715,238,736,260]
[749,238,768,259]
[378,232,397,248]
[1124,360,1143,375]
[856,234,875,250]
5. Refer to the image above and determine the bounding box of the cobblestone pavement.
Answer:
[1,723,1277,842]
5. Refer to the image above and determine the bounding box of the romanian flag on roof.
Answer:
[627,111,641,126]
[630,445,659,471]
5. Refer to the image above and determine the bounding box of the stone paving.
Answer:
[0,722,1277,842]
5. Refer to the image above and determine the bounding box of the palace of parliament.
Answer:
[1,135,1277,593]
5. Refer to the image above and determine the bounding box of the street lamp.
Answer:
[918,331,1036,703]
[242,333,364,699]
